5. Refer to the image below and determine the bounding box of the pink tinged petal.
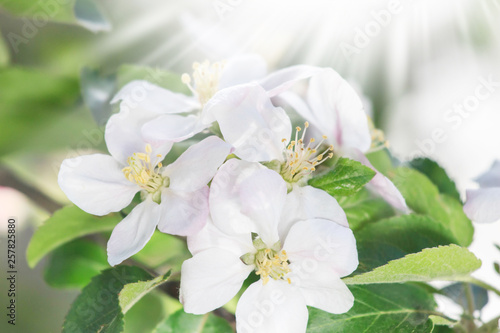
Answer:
[105,108,173,165]
[239,169,287,246]
[165,136,232,192]
[307,68,371,152]
[280,185,348,241]
[260,64,322,97]
[111,80,200,114]
[219,54,267,89]
[475,160,500,188]
[348,149,409,213]
[141,114,206,143]
[157,187,209,236]
[236,280,308,333]
[204,84,291,162]
[210,159,266,235]
[464,188,500,223]
[289,262,354,314]
[284,219,359,277]
[187,218,254,256]
[180,248,253,314]
[107,199,160,266]
[58,154,138,216]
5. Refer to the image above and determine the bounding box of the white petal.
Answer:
[289,262,354,314]
[165,136,232,192]
[219,54,267,89]
[107,199,160,266]
[280,185,348,240]
[187,218,254,256]
[284,219,358,277]
[210,159,266,235]
[464,188,500,223]
[111,80,199,114]
[204,83,291,162]
[58,154,138,215]
[307,68,371,152]
[180,248,253,314]
[157,187,209,236]
[141,114,206,143]
[259,64,321,97]
[105,108,173,165]
[236,280,308,333]
[348,149,409,213]
[475,160,500,188]
[239,169,287,246]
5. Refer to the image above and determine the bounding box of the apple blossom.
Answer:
[464,160,500,223]
[260,66,408,212]
[180,169,358,333]
[58,133,231,266]
[113,54,267,143]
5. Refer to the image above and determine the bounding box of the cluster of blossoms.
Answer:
[58,55,408,332]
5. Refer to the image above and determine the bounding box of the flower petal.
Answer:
[307,68,371,152]
[284,219,358,277]
[157,187,209,236]
[187,218,254,256]
[141,114,206,143]
[58,154,138,215]
[259,64,321,97]
[280,185,348,240]
[180,248,253,314]
[219,54,267,89]
[105,108,173,165]
[475,160,500,188]
[204,83,291,162]
[210,159,266,235]
[165,136,232,192]
[239,169,287,246]
[236,280,308,333]
[107,199,160,266]
[111,80,199,114]
[464,188,500,223]
[347,149,409,213]
[289,262,354,314]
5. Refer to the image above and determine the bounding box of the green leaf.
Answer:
[124,293,165,333]
[43,239,108,289]
[0,29,9,66]
[409,158,461,201]
[308,158,376,197]
[391,168,473,246]
[154,310,233,333]
[0,0,110,32]
[62,266,170,333]
[80,67,116,126]
[355,215,458,273]
[0,67,81,156]
[307,284,436,333]
[132,231,190,270]
[27,205,120,268]
[343,245,481,285]
[338,189,395,231]
[366,148,397,176]
[441,282,489,311]
[117,65,189,94]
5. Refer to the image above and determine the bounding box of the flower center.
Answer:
[182,60,224,106]
[368,116,389,151]
[241,238,291,285]
[280,122,334,185]
[122,144,166,196]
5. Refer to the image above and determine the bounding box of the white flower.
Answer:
[260,66,409,212]
[204,83,334,189]
[112,54,267,143]
[180,169,358,333]
[464,160,500,223]
[58,126,232,265]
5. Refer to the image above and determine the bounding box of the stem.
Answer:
[463,282,477,332]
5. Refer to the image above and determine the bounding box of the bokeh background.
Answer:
[1,0,500,331]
